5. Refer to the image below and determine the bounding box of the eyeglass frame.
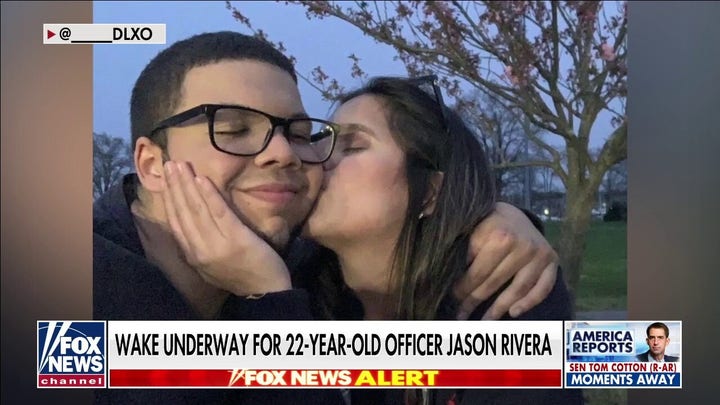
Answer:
[149,103,340,164]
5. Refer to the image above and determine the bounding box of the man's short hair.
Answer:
[646,322,670,337]
[130,31,297,151]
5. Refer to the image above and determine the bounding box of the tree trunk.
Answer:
[557,182,596,315]
[495,170,505,197]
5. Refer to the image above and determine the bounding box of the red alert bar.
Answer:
[110,369,562,388]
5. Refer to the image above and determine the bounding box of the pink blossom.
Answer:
[512,1,529,16]
[504,65,520,86]
[487,10,499,24]
[600,43,616,61]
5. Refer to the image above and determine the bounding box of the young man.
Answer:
[94,31,561,404]
[637,322,679,362]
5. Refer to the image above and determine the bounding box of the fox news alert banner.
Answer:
[95,320,563,389]
[564,321,682,389]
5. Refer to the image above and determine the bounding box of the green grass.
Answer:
[543,220,627,312]
[544,220,628,405]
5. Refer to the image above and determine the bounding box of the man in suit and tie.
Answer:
[637,322,679,362]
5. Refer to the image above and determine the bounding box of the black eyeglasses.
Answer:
[150,104,339,164]
[406,74,450,135]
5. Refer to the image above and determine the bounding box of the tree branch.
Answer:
[594,119,627,177]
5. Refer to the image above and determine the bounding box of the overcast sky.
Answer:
[93,1,614,151]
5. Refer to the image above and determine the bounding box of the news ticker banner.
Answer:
[565,321,682,389]
[43,24,166,44]
[38,320,563,389]
[37,320,682,389]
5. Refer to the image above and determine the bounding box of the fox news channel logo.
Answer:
[37,321,107,388]
[564,321,682,389]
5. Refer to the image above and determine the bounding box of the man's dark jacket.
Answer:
[636,350,679,362]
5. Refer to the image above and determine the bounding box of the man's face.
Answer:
[162,60,323,250]
[646,327,670,357]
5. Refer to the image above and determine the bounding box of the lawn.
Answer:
[543,220,628,405]
[543,220,627,312]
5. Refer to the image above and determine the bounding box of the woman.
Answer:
[297,75,496,322]
[294,76,581,404]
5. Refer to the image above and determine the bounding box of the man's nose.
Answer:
[254,128,301,169]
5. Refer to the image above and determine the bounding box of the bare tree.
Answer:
[602,160,627,194]
[228,0,627,295]
[532,144,561,194]
[456,90,529,198]
[93,132,132,200]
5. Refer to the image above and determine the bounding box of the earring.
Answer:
[418,212,425,220]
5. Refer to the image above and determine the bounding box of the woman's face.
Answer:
[303,94,409,249]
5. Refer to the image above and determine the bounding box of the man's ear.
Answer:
[134,136,166,193]
[421,171,444,217]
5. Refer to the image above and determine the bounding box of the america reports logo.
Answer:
[37,321,107,388]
